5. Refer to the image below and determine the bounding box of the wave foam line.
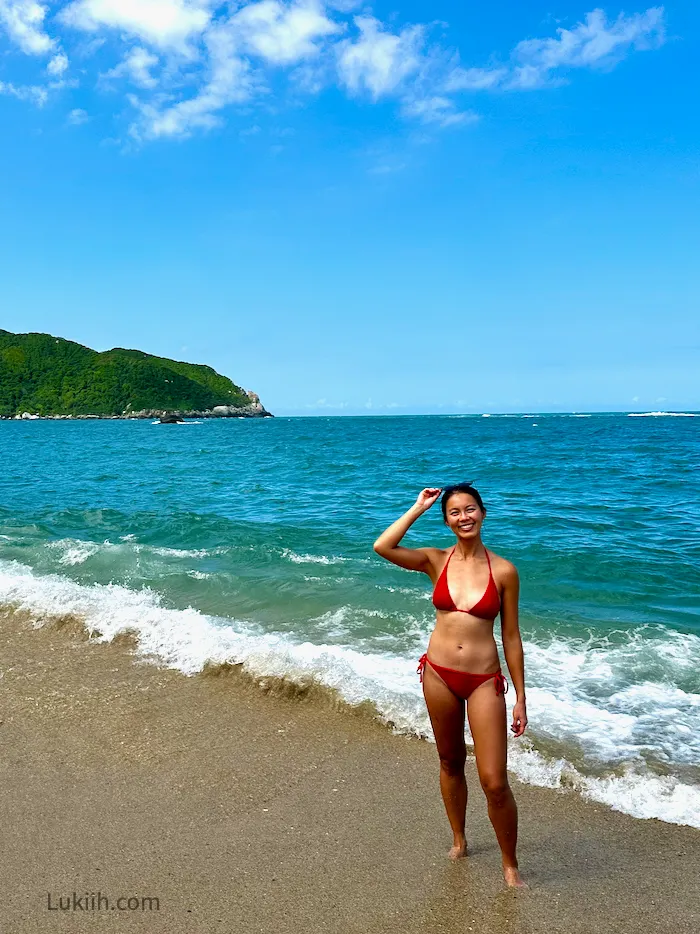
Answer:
[628,412,698,417]
[280,548,350,565]
[1,559,699,829]
[44,538,221,566]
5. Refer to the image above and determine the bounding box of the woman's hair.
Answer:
[440,483,486,522]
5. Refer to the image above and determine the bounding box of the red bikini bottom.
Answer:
[417,652,508,700]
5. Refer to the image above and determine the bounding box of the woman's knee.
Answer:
[438,750,467,776]
[480,773,510,806]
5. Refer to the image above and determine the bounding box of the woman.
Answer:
[373,483,527,888]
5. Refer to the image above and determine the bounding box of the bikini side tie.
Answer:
[494,672,508,696]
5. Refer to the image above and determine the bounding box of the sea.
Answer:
[1,413,699,828]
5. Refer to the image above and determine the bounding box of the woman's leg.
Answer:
[422,661,469,859]
[466,682,526,887]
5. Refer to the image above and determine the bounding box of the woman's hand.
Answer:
[510,699,528,738]
[415,488,442,511]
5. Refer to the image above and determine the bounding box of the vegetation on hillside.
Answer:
[0,330,252,416]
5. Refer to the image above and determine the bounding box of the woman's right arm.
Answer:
[373,488,442,573]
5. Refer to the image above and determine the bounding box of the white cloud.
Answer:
[103,47,160,88]
[445,66,506,92]
[0,0,53,54]
[67,106,89,123]
[59,0,212,50]
[402,95,478,128]
[512,6,665,85]
[47,51,69,75]
[127,2,340,138]
[337,15,424,98]
[0,78,47,103]
[305,398,349,409]
[0,4,669,139]
[447,7,665,93]
[232,0,340,65]
[130,21,254,138]
[336,14,472,127]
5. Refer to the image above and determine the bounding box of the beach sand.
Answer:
[1,606,698,934]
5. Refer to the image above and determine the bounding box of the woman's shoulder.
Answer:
[415,546,452,576]
[485,549,519,581]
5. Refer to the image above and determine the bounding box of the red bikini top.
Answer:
[432,547,501,620]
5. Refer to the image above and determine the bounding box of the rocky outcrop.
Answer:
[121,401,273,420]
[3,397,274,420]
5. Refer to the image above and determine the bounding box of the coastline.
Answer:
[1,404,273,420]
[1,605,698,933]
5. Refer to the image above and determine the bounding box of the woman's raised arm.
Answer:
[373,488,442,573]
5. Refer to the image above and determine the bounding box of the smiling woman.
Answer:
[373,483,528,888]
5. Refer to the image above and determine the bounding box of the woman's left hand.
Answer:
[510,699,528,737]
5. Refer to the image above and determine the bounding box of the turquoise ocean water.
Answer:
[2,413,699,826]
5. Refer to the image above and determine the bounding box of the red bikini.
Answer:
[417,547,508,700]
[432,546,501,619]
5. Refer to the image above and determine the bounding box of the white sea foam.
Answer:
[379,584,432,599]
[1,559,699,829]
[628,412,698,417]
[280,548,349,565]
[45,538,218,565]
[47,539,106,566]
[148,546,215,559]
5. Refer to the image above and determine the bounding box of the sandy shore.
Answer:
[1,606,698,934]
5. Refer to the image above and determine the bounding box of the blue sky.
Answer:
[1,2,698,415]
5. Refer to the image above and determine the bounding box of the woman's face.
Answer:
[444,492,485,540]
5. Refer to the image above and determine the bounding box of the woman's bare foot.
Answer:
[448,838,468,860]
[503,865,528,888]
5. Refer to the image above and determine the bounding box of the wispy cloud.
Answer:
[336,15,424,99]
[447,7,665,92]
[101,47,160,89]
[67,105,88,123]
[0,3,667,140]
[0,77,47,103]
[0,0,54,54]
[232,0,340,65]
[402,95,478,128]
[0,0,70,74]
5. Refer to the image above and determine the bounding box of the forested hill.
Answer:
[0,330,259,417]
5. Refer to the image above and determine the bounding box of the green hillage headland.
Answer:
[0,330,270,418]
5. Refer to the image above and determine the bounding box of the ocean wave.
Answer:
[46,539,107,566]
[1,559,698,829]
[44,537,219,566]
[505,743,700,827]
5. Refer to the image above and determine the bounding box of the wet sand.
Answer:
[1,605,698,934]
